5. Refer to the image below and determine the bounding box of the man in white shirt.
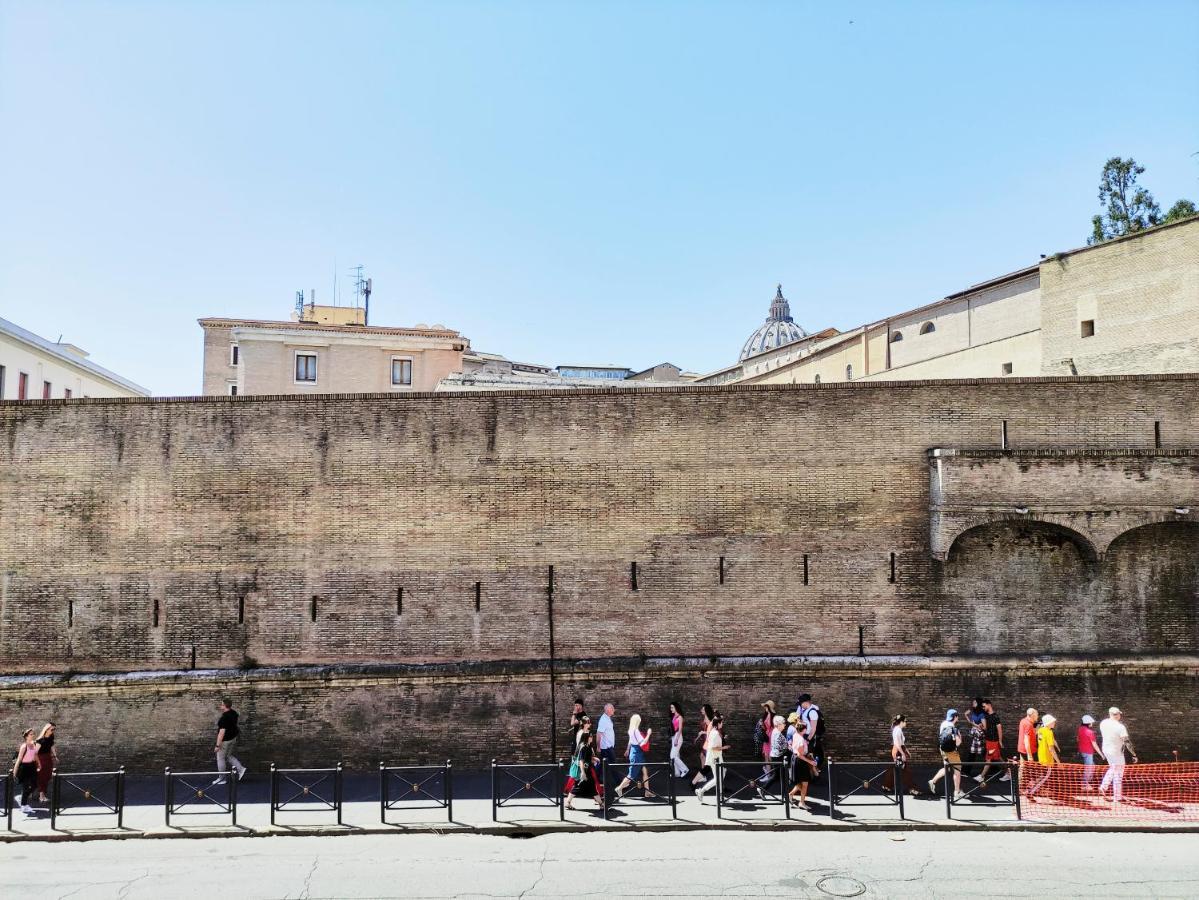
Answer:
[1098,706,1138,803]
[597,703,617,767]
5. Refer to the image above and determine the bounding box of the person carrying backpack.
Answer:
[797,694,825,767]
[928,709,964,799]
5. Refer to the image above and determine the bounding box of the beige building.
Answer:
[199,304,468,396]
[0,316,149,400]
[706,216,1199,387]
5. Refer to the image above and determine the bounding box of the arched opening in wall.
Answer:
[919,321,935,335]
[890,331,904,342]
[940,520,1098,655]
[814,374,821,384]
[1102,521,1199,652]
[845,364,853,381]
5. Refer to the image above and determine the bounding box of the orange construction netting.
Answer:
[1020,760,1199,820]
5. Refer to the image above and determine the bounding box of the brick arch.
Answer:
[942,516,1099,565]
[1101,518,1199,558]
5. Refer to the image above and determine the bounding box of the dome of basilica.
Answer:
[739,284,808,361]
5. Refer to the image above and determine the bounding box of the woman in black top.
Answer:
[566,731,602,810]
[35,722,57,803]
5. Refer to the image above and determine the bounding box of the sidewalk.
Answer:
[4,769,1197,842]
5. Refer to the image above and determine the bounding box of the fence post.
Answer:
[783,761,791,820]
[601,759,610,820]
[335,763,343,826]
[715,764,723,820]
[826,756,836,819]
[5,773,12,832]
[895,759,905,821]
[1012,762,1022,820]
[164,767,172,827]
[379,763,386,824]
[269,763,277,826]
[557,759,565,821]
[445,760,453,823]
[231,764,238,828]
[50,769,59,831]
[668,766,677,820]
[944,763,953,819]
[490,759,497,822]
[117,767,125,830]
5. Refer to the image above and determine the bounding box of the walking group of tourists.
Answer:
[564,694,1144,813]
[9,723,58,815]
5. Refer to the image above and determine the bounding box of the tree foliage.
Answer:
[1163,198,1198,224]
[1088,157,1161,244]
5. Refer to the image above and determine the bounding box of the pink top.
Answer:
[1077,725,1098,754]
[671,713,682,734]
[19,742,37,764]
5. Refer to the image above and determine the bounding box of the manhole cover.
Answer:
[816,875,866,897]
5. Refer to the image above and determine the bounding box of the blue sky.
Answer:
[2,1,1197,394]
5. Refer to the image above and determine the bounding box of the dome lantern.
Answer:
[739,284,808,361]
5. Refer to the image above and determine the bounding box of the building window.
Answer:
[1080,319,1095,338]
[295,352,317,382]
[889,331,903,342]
[64,388,72,399]
[1001,362,1013,375]
[846,364,853,381]
[230,343,239,365]
[18,372,28,400]
[920,321,935,334]
[391,357,413,386]
[42,380,51,399]
[229,384,238,396]
[814,374,821,384]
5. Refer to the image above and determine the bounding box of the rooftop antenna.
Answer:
[295,290,305,318]
[349,265,371,324]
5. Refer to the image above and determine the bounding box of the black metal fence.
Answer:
[2,772,11,831]
[380,761,453,824]
[715,760,791,820]
[943,760,1021,819]
[601,760,677,820]
[491,760,565,822]
[164,768,238,827]
[50,768,126,830]
[269,763,344,826]
[825,757,905,820]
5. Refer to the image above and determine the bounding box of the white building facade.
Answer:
[0,317,149,400]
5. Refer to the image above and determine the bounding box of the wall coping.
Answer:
[930,448,1199,459]
[2,371,1199,410]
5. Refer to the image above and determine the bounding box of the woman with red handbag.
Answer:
[614,714,654,800]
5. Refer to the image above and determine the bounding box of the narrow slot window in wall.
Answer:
[547,565,554,595]
[858,625,866,657]
[889,552,897,584]
[238,596,245,625]
[802,554,809,585]
[1081,319,1095,338]
[1000,420,1009,450]
[68,599,73,627]
[1154,421,1162,449]
[718,556,725,585]
[630,561,638,591]
[153,597,160,628]
[396,586,403,616]
[474,581,481,612]
[310,596,318,622]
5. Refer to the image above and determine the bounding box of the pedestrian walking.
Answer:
[1077,714,1104,791]
[615,714,654,799]
[565,731,602,810]
[1026,714,1060,800]
[212,698,246,785]
[755,715,789,798]
[574,716,592,750]
[668,701,689,779]
[975,700,1009,783]
[786,722,818,811]
[963,697,986,777]
[882,714,919,796]
[690,704,716,792]
[12,728,40,815]
[1098,707,1138,805]
[928,709,964,799]
[597,703,617,767]
[569,698,586,746]
[797,694,825,767]
[755,701,776,765]
[695,713,725,803]
[1017,708,1039,763]
[35,722,57,803]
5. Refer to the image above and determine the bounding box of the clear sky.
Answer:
[2,1,1197,395]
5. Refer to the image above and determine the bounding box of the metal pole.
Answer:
[445,760,453,823]
[335,763,343,826]
[557,760,565,821]
[50,770,59,831]
[231,764,238,828]
[715,764,723,820]
[783,761,790,820]
[5,773,12,832]
[490,760,497,822]
[896,760,905,821]
[164,767,171,827]
[602,759,610,821]
[1013,762,1022,820]
[269,764,277,826]
[944,763,953,820]
[668,766,677,820]
[117,767,125,830]
[379,763,386,824]
[827,757,836,819]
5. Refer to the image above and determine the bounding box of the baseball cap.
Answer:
[946,708,958,719]
[1109,706,1121,716]
[1082,714,1095,725]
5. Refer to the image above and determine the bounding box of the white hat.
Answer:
[1081,714,1095,725]
[1109,706,1122,716]
[1041,714,1056,727]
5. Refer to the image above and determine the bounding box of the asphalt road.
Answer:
[3,830,1195,899]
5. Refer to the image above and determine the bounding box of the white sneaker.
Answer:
[972,775,984,782]
[998,773,1011,782]
[953,790,965,800]
[235,765,247,781]
[928,779,938,793]
[20,804,32,814]
[211,778,227,786]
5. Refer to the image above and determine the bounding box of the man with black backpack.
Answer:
[796,694,825,769]
[928,708,964,799]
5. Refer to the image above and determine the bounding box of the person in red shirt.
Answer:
[1017,708,1039,761]
[1077,714,1104,791]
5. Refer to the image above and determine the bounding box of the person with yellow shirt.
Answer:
[1026,714,1060,801]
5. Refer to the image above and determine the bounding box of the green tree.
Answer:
[1088,157,1161,244]
[1163,198,1198,224]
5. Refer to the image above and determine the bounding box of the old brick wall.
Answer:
[0,376,1197,673]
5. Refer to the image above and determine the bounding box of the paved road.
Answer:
[3,830,1195,899]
